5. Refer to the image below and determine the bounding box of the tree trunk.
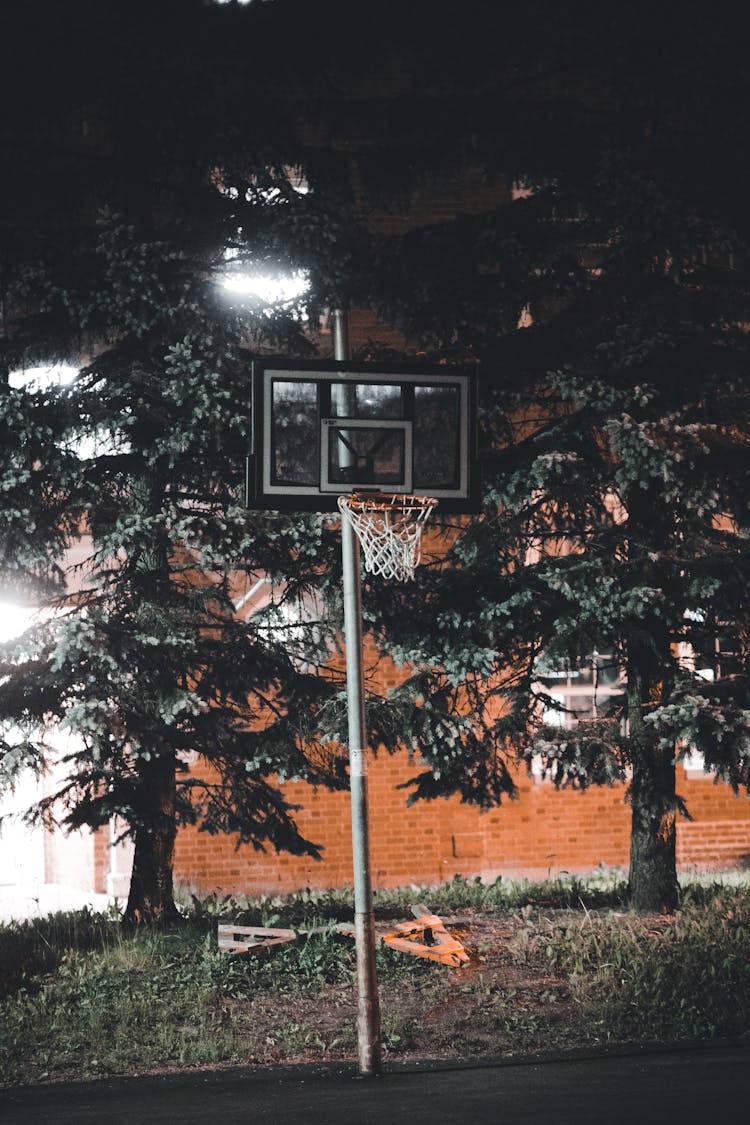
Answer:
[122,475,182,928]
[123,749,181,927]
[626,647,679,913]
[628,747,679,912]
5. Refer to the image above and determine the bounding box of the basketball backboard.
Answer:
[246,358,478,513]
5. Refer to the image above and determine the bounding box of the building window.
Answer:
[538,652,622,728]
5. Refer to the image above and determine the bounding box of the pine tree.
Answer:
[0,0,361,923]
[354,6,750,911]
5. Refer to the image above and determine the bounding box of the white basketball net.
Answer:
[337,494,438,583]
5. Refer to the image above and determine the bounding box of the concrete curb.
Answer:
[4,1033,749,1096]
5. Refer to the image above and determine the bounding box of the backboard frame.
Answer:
[246,357,479,514]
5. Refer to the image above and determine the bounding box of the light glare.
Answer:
[221,271,310,304]
[0,601,36,644]
[9,365,77,392]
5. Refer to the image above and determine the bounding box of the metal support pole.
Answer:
[334,307,382,1077]
[332,306,351,367]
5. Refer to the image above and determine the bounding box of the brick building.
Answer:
[20,680,750,905]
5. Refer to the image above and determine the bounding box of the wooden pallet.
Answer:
[217,924,298,954]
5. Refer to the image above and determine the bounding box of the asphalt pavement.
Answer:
[2,1042,748,1124]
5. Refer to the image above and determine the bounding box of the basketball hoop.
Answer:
[337,493,438,583]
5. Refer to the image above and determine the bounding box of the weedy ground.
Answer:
[2,871,750,1087]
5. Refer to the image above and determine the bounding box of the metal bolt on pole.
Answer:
[333,308,382,1076]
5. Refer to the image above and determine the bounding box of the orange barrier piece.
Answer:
[379,903,470,968]
[338,904,470,968]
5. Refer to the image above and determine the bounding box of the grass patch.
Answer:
[0,907,122,1000]
[401,868,630,913]
[516,883,750,1042]
[175,866,630,926]
[2,871,749,1086]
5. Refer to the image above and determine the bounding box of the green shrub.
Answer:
[0,908,121,999]
[517,886,750,1041]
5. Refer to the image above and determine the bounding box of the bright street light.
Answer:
[8,365,77,392]
[220,269,310,305]
[0,601,36,644]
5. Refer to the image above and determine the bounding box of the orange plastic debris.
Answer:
[334,903,470,967]
[379,905,470,968]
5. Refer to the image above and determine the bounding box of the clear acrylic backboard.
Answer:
[246,358,478,513]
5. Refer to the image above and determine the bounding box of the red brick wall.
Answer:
[172,752,750,897]
[171,639,750,897]
[93,827,110,894]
